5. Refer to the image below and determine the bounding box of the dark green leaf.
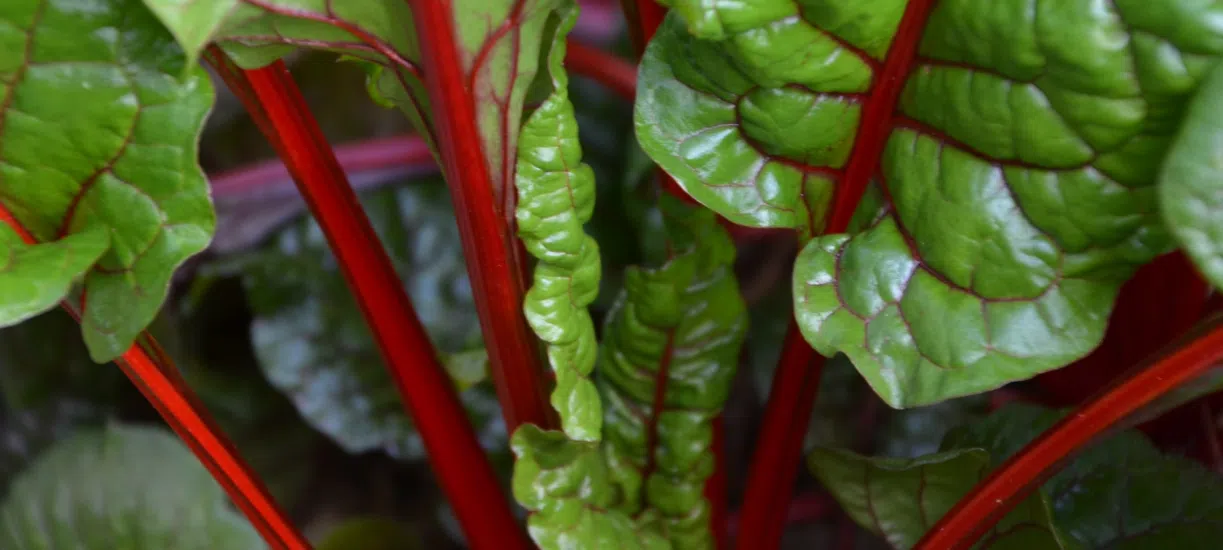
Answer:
[241,180,502,460]
[809,447,1073,549]
[944,403,1223,549]
[0,423,262,549]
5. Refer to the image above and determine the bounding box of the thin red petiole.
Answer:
[0,204,309,549]
[915,318,1223,549]
[205,50,530,550]
[564,39,637,99]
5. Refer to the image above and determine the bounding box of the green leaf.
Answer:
[1161,62,1223,291]
[241,181,503,460]
[635,1,1223,408]
[515,3,603,442]
[0,227,107,329]
[598,195,747,547]
[1,0,216,361]
[944,403,1223,549]
[808,446,1075,549]
[141,0,238,65]
[510,425,671,550]
[0,423,262,549]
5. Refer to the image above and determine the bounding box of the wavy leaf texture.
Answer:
[598,195,747,548]
[0,424,263,548]
[944,403,1223,549]
[510,425,670,550]
[0,0,216,361]
[808,446,1073,549]
[636,0,1223,407]
[1160,62,1223,291]
[515,4,603,441]
[241,181,505,460]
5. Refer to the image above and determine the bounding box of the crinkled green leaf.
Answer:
[944,403,1223,549]
[598,196,747,547]
[510,425,671,550]
[0,227,107,329]
[809,446,1075,549]
[1,0,216,361]
[515,4,603,442]
[0,423,262,549]
[636,0,1223,408]
[1161,62,1223,291]
[242,181,504,460]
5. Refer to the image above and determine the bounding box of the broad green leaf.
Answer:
[809,446,1075,549]
[944,403,1223,549]
[0,424,262,549]
[241,181,504,460]
[510,425,670,550]
[636,1,1223,407]
[598,195,747,547]
[1,0,215,361]
[141,0,238,64]
[515,3,604,442]
[1161,62,1223,291]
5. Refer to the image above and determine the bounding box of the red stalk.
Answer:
[0,205,308,549]
[565,39,638,100]
[915,318,1223,549]
[206,52,530,550]
[405,0,557,436]
[734,1,937,547]
[209,135,434,197]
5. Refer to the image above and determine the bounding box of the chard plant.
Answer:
[2,0,1223,548]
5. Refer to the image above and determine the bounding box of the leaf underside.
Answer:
[635,0,1223,407]
[1,0,216,361]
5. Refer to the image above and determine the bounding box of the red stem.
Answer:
[209,135,434,197]
[735,1,937,547]
[405,0,557,436]
[915,318,1223,549]
[0,205,308,549]
[565,39,637,100]
[735,324,824,548]
[206,52,530,550]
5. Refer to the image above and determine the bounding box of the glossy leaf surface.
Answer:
[944,403,1223,549]
[515,5,603,442]
[510,425,670,550]
[636,0,1223,407]
[809,446,1072,549]
[1160,62,1223,291]
[241,182,504,459]
[0,424,262,548]
[1,0,215,361]
[598,195,747,547]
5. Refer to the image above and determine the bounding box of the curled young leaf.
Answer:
[510,425,670,550]
[1,0,216,361]
[638,0,1223,407]
[598,195,747,547]
[515,4,603,442]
